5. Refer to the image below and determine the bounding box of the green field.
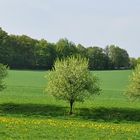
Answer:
[0,70,140,140]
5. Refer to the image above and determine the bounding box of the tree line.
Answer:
[0,27,139,70]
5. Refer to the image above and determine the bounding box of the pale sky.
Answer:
[0,0,140,58]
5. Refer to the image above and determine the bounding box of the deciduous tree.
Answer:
[0,64,8,91]
[125,64,140,99]
[46,56,101,114]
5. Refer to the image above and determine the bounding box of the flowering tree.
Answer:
[46,56,101,114]
[125,64,140,100]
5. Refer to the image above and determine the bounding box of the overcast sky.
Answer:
[0,0,140,57]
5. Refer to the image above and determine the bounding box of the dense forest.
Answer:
[0,27,139,70]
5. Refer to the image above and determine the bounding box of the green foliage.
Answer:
[0,28,10,65]
[0,64,8,91]
[8,35,39,69]
[87,47,110,70]
[0,27,133,70]
[129,57,140,69]
[137,57,140,65]
[46,56,101,114]
[125,64,140,99]
[36,39,57,69]
[106,45,130,68]
[56,38,77,58]
[130,57,137,69]
[76,44,87,58]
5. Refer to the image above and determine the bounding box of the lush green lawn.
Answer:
[0,70,140,139]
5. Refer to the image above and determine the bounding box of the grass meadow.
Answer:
[0,70,140,140]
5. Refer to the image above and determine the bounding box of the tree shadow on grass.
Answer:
[0,103,140,122]
[0,103,68,117]
[77,107,140,122]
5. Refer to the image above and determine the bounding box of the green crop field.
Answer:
[0,70,140,140]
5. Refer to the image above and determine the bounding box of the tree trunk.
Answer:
[69,100,74,115]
